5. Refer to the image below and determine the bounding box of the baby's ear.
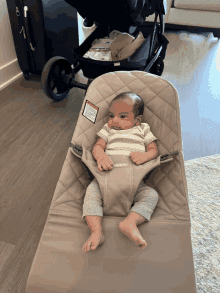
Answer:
[137,115,143,124]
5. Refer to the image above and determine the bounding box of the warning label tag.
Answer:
[82,100,99,123]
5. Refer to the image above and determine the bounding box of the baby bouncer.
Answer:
[26,0,197,292]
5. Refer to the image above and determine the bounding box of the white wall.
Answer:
[0,0,23,91]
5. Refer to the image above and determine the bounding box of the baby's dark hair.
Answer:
[109,92,145,119]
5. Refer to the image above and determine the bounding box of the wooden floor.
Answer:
[0,28,220,292]
[162,29,220,161]
[0,74,87,293]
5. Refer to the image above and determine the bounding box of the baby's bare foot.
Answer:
[82,231,105,253]
[119,220,147,249]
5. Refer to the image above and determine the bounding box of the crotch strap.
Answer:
[80,146,161,217]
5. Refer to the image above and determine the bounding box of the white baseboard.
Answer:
[0,59,23,92]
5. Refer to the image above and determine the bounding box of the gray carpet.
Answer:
[184,154,220,293]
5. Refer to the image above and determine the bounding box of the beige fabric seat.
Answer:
[25,71,197,293]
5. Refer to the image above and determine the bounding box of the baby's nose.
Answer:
[113,116,120,122]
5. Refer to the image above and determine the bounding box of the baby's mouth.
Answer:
[112,127,122,130]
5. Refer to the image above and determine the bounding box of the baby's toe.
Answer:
[83,242,89,253]
[91,242,97,250]
[87,242,92,251]
[138,240,147,249]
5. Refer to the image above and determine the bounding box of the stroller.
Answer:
[41,0,169,101]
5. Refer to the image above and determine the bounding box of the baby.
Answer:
[82,92,158,253]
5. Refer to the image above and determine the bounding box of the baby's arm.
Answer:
[130,141,158,165]
[92,138,114,171]
[92,138,106,159]
[146,141,158,161]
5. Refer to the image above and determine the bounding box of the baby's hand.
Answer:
[97,153,114,172]
[130,152,147,165]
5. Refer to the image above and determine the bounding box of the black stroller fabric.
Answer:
[65,0,160,30]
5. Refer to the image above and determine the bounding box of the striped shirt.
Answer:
[96,123,157,156]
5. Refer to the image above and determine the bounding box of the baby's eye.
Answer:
[108,114,127,118]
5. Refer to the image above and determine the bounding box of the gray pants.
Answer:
[82,179,159,221]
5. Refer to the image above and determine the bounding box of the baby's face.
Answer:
[108,101,141,130]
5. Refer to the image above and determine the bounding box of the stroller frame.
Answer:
[41,1,169,101]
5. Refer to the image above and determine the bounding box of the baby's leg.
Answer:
[119,182,159,249]
[83,215,105,253]
[82,179,105,253]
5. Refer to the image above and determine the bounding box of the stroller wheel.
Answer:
[150,61,164,77]
[41,57,72,101]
